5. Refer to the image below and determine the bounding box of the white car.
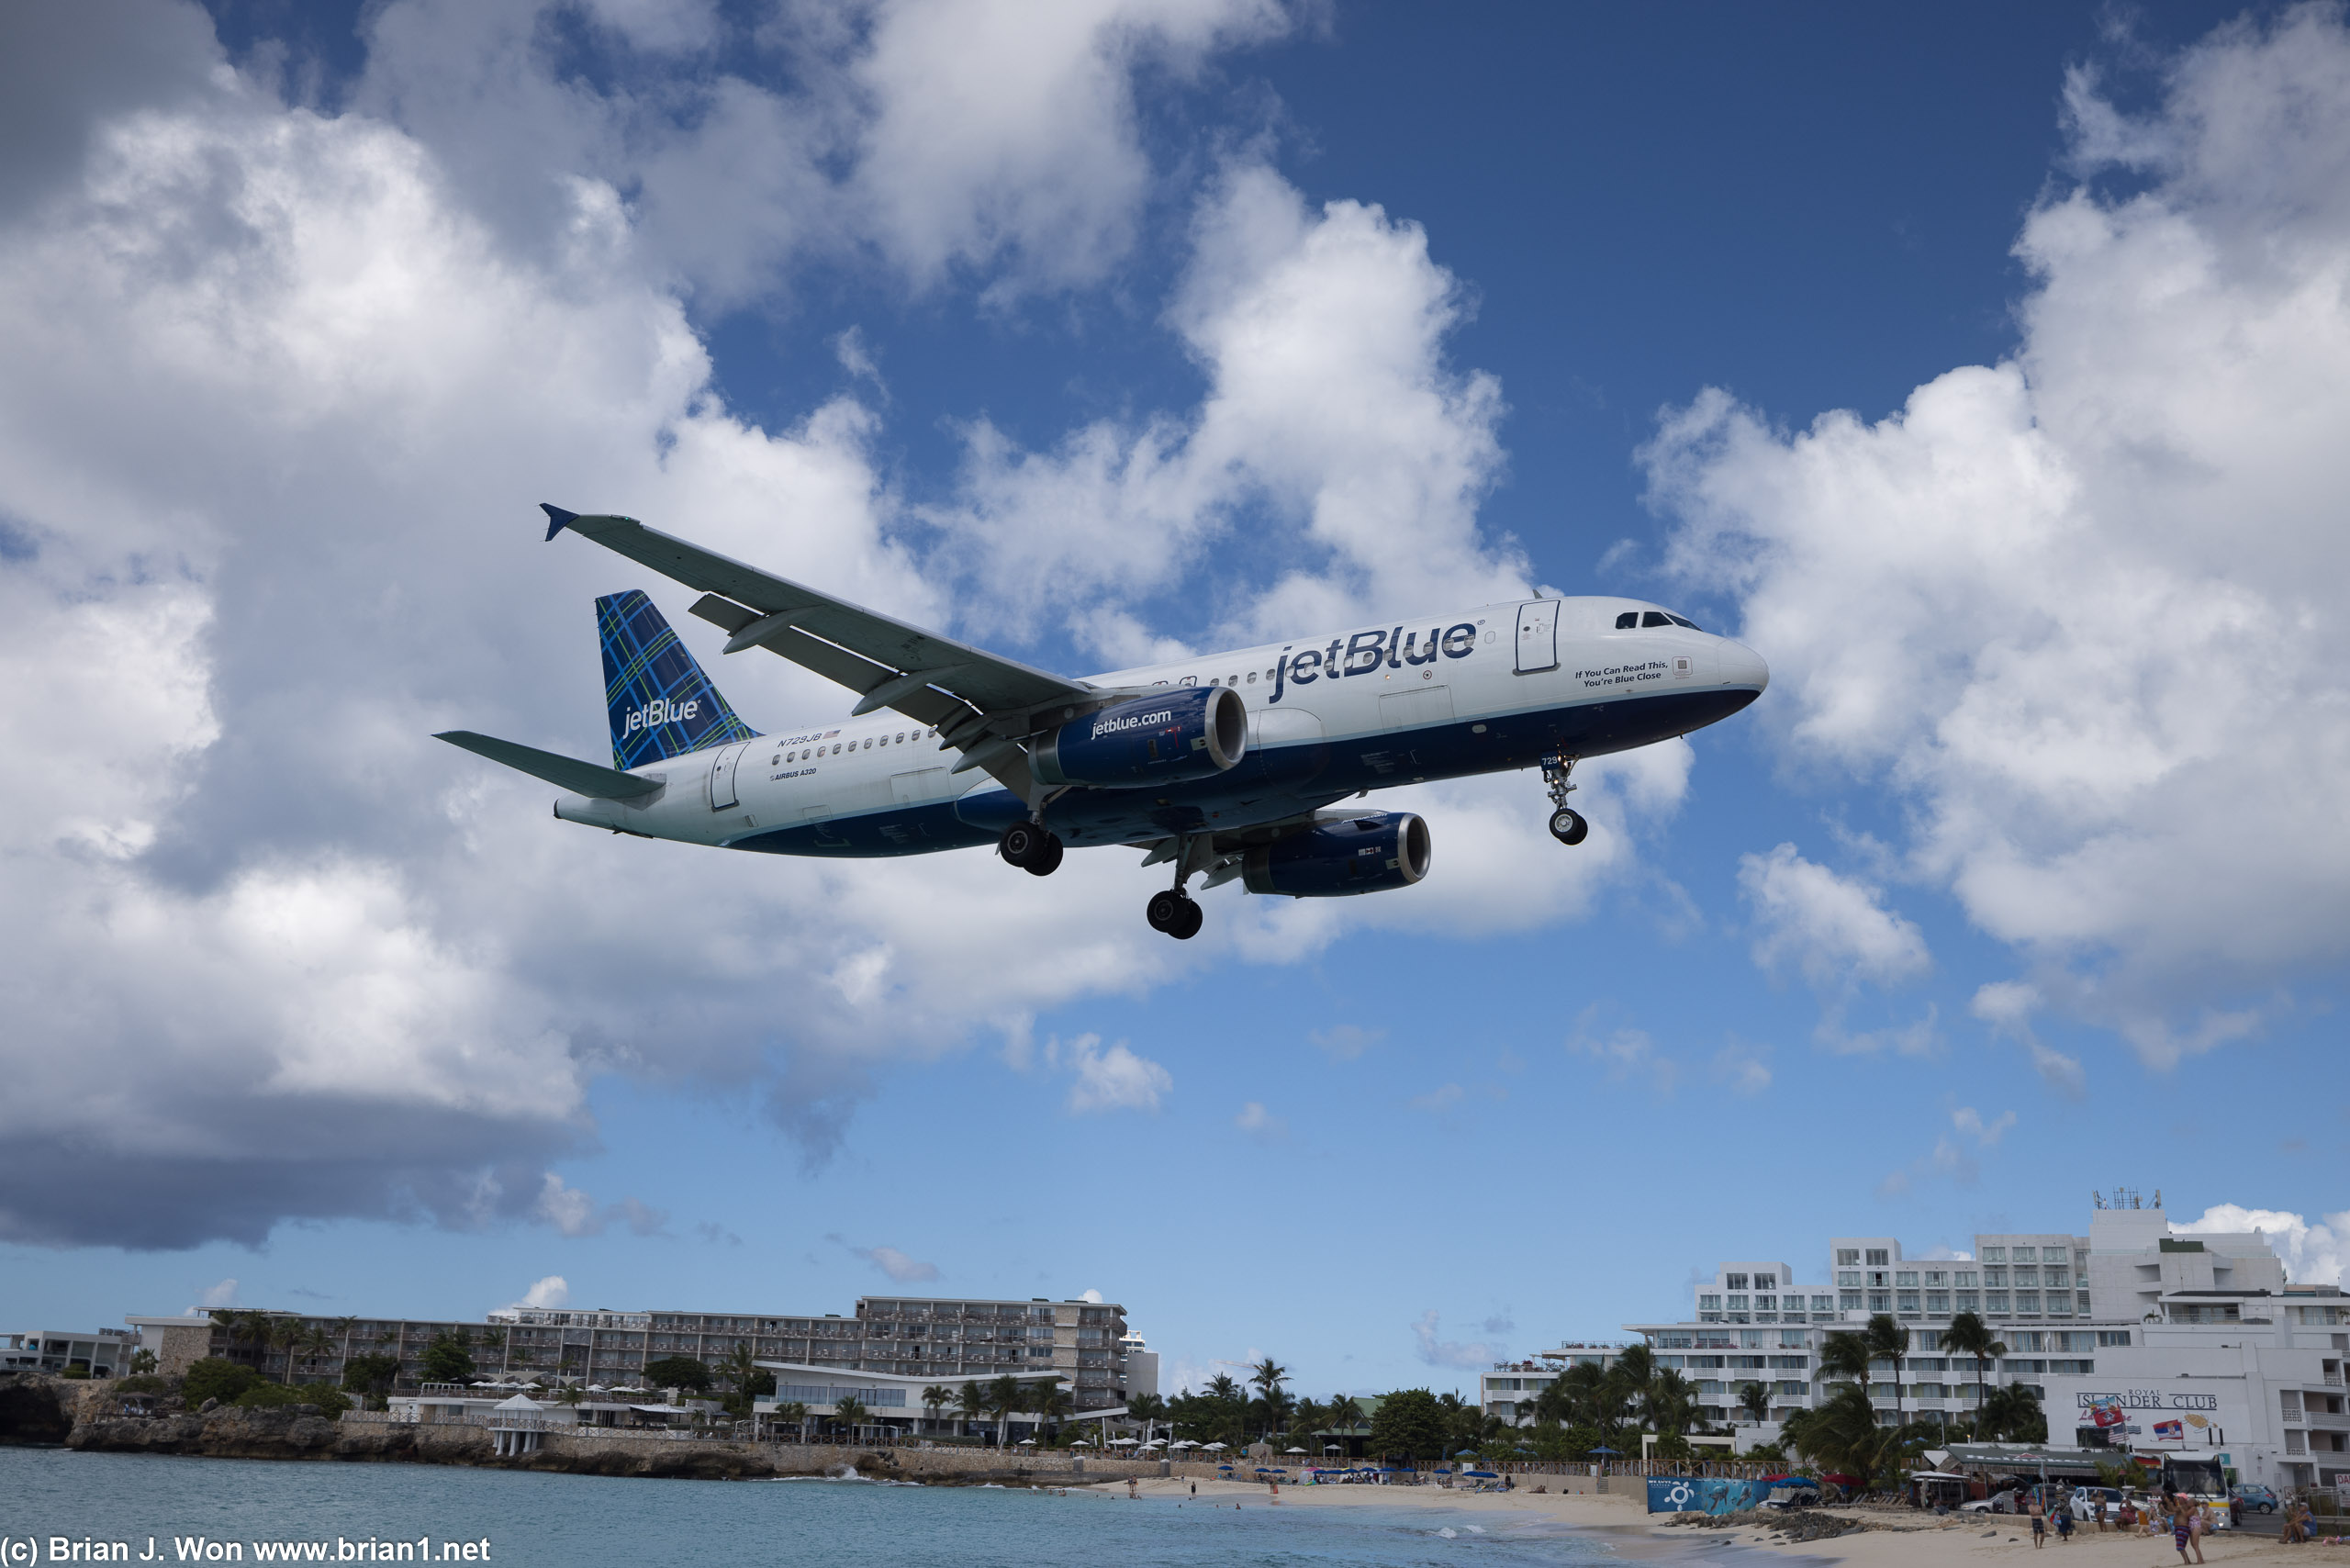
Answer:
[1961,1489,2018,1514]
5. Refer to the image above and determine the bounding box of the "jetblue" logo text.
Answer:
[621,696,699,734]
[1091,708,1172,740]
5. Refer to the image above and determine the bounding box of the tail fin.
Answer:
[598,589,758,767]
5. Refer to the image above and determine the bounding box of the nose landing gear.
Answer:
[1542,754,1589,846]
[1000,820,1064,876]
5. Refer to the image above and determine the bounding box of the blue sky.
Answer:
[2,0,2345,1401]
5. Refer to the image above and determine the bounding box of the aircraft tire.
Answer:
[1146,890,1182,933]
[1024,834,1064,877]
[1549,808,1589,846]
[1000,822,1048,868]
[1169,897,1203,940]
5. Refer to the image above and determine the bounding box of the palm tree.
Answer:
[1128,1392,1168,1446]
[922,1384,953,1431]
[1326,1394,1364,1443]
[720,1341,760,1398]
[831,1395,869,1440]
[1032,1380,1072,1445]
[1545,1361,1607,1427]
[1862,1314,1909,1428]
[268,1316,306,1383]
[1205,1372,1243,1403]
[1801,1383,1894,1494]
[987,1373,1024,1449]
[1818,1330,1873,1399]
[1942,1311,2004,1433]
[774,1400,809,1442]
[956,1381,988,1439]
[1644,1368,1698,1436]
[298,1324,335,1384]
[1248,1358,1289,1440]
[1739,1382,1771,1427]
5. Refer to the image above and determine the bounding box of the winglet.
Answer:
[541,503,580,542]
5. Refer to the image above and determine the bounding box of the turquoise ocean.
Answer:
[0,1448,1670,1567]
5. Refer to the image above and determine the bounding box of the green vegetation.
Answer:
[643,1356,712,1394]
[830,1395,870,1436]
[1368,1388,1449,1461]
[115,1374,170,1394]
[341,1353,401,1405]
[183,1357,260,1406]
[420,1329,476,1385]
[236,1382,352,1417]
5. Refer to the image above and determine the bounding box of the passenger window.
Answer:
[896,732,906,743]
[1208,678,1218,687]
[1641,611,1672,627]
[1227,675,1238,687]
[1667,614,1700,630]
[1247,671,1258,683]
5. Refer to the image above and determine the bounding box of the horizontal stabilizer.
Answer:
[434,731,663,800]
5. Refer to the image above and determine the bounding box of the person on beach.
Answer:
[2095,1496,2109,1532]
[2166,1496,2194,1566]
[2186,1500,2207,1565]
[2055,1502,2074,1544]
[2030,1493,2047,1548]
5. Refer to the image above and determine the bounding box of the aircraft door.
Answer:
[708,743,746,810]
[1515,599,1560,674]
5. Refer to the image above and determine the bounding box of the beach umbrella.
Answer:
[1324,1445,1340,1453]
[1285,1447,1306,1454]
[1070,1439,1091,1447]
[1017,1437,1037,1446]
[1203,1442,1228,1451]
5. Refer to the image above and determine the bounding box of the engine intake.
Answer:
[1033,686,1248,788]
[1242,811,1431,898]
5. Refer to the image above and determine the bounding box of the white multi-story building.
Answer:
[1478,1343,1636,1423]
[1583,1200,2346,1490]
[3,1327,141,1377]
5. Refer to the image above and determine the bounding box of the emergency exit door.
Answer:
[1515,599,1559,674]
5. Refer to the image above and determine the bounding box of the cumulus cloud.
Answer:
[1739,844,1930,991]
[856,1244,943,1284]
[1411,1309,1502,1371]
[1710,1043,1773,1097]
[0,0,1690,1251]
[197,1278,239,1310]
[1308,1024,1382,1060]
[1234,1101,1287,1139]
[1564,1008,1680,1095]
[1655,6,2350,1067]
[1048,1034,1173,1114]
[930,160,1529,655]
[505,1274,568,1312]
[2177,1204,2350,1286]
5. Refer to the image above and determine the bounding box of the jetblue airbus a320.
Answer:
[437,507,1768,939]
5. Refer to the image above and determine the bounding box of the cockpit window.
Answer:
[1666,613,1700,630]
[1615,610,1638,629]
[1640,611,1672,628]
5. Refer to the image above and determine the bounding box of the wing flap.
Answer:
[435,731,663,800]
[557,511,1087,713]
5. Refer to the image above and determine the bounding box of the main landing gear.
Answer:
[999,820,1063,876]
[1542,753,1589,846]
[1146,888,1203,941]
[1145,836,1205,940]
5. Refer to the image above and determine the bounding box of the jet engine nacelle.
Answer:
[1242,811,1431,897]
[1033,685,1248,788]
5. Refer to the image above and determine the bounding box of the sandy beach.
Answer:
[1078,1475,2350,1566]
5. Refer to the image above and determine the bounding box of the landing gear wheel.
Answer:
[1000,821,1060,871]
[1549,808,1589,846]
[1147,890,1202,937]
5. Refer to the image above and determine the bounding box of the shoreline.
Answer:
[1078,1475,2350,1567]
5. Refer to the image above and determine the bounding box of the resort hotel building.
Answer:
[1482,1197,2347,1492]
[125,1293,1147,1428]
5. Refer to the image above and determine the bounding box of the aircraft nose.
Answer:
[1718,638,1769,692]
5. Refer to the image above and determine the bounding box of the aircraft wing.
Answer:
[543,506,1093,801]
[435,731,663,800]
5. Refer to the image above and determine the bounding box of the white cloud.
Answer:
[506,1274,568,1312]
[1407,1082,1463,1113]
[533,1174,601,1238]
[1234,1101,1287,1139]
[931,160,1528,655]
[1410,1309,1502,1372]
[1080,1289,1103,1305]
[1564,1010,1680,1095]
[1952,1106,2017,1147]
[1049,1034,1173,1114]
[1308,1024,1382,1060]
[1655,6,2350,1067]
[197,1278,238,1310]
[1710,1043,1773,1097]
[856,1245,942,1284]
[1971,983,2089,1097]
[1738,844,1930,991]
[2177,1204,2350,1286]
